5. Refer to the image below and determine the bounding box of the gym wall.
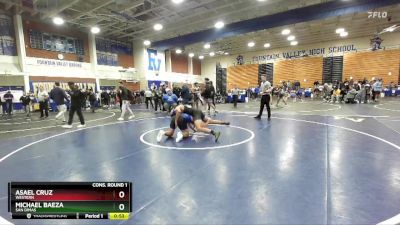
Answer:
[171,51,189,74]
[193,58,202,75]
[273,57,323,88]
[23,20,90,63]
[343,49,400,85]
[227,64,259,90]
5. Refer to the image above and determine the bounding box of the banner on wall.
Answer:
[252,44,357,63]
[147,49,162,72]
[148,80,169,90]
[26,57,84,68]
[30,82,96,94]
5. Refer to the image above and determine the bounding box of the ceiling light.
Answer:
[189,53,195,57]
[290,41,298,46]
[176,49,182,54]
[340,31,348,37]
[172,0,184,3]
[91,26,100,34]
[204,43,211,49]
[153,23,163,31]
[199,55,204,60]
[264,43,271,48]
[287,35,295,41]
[215,21,224,29]
[209,52,215,56]
[53,17,64,25]
[224,52,229,55]
[281,29,291,35]
[336,28,345,34]
[248,41,255,47]
[143,40,151,46]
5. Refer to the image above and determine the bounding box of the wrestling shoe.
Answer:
[223,122,230,125]
[117,117,124,121]
[214,131,221,143]
[77,124,86,128]
[176,131,183,143]
[62,124,73,129]
[128,115,135,120]
[157,130,165,142]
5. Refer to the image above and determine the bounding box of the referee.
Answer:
[254,75,272,120]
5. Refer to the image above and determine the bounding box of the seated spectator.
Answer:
[162,88,178,113]
[331,87,341,103]
[345,88,358,104]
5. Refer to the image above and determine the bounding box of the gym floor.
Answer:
[1,99,400,225]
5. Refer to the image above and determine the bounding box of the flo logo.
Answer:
[147,49,161,71]
[368,11,388,19]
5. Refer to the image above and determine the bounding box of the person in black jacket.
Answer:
[180,84,191,105]
[62,82,85,129]
[3,91,14,115]
[20,92,32,117]
[50,82,68,122]
[202,81,216,115]
[88,89,97,113]
[117,83,135,121]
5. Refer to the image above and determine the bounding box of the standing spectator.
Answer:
[50,82,68,122]
[110,90,116,108]
[162,88,178,113]
[193,83,203,109]
[144,88,154,109]
[180,84,191,105]
[37,86,49,118]
[0,94,3,116]
[117,83,135,121]
[3,91,14,116]
[254,75,272,120]
[140,90,145,104]
[202,81,216,115]
[117,89,122,111]
[209,81,217,113]
[232,86,239,108]
[372,78,383,102]
[20,92,32,117]
[101,90,110,108]
[152,86,162,112]
[88,89,97,113]
[62,82,85,129]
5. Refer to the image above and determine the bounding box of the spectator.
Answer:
[20,92,32,117]
[3,91,13,115]
[50,82,68,122]
[162,88,178,113]
[152,86,162,112]
[372,78,383,102]
[232,86,239,108]
[117,83,135,121]
[88,89,97,113]
[144,88,154,109]
[37,87,49,118]
[180,84,191,105]
[62,82,85,128]
[101,90,110,108]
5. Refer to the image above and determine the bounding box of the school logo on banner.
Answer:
[147,49,162,71]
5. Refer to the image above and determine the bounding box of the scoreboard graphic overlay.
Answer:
[8,182,132,220]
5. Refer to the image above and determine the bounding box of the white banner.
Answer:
[25,57,83,68]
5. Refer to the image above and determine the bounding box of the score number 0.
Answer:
[118,191,125,211]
